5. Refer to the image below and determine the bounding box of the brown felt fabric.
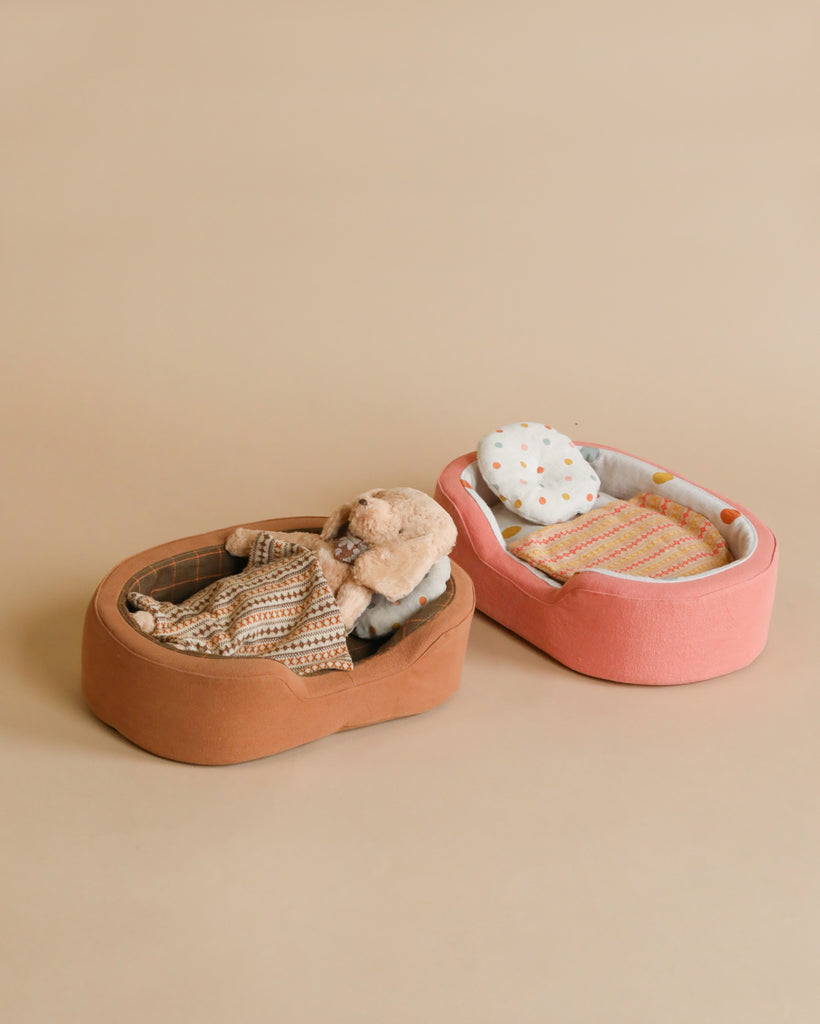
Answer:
[83,517,475,764]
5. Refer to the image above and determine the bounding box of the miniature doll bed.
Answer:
[82,517,475,764]
[435,445,777,685]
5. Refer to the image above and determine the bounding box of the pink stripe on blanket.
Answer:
[509,492,731,582]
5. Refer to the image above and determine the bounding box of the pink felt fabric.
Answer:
[435,447,778,685]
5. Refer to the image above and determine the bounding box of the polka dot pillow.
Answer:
[477,422,601,525]
[353,557,451,639]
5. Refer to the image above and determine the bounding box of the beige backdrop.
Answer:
[2,3,819,1022]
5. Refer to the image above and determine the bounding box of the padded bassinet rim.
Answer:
[439,450,777,600]
[82,516,475,764]
[436,446,778,685]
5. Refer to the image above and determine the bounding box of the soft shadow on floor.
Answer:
[465,610,617,695]
[466,610,565,673]
[8,596,135,756]
[20,598,88,710]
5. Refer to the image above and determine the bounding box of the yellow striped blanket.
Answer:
[509,492,732,582]
[128,534,353,675]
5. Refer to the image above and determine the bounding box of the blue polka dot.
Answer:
[494,442,503,448]
[542,438,551,445]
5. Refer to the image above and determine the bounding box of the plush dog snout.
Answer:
[358,498,368,506]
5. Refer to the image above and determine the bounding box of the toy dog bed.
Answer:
[82,516,475,764]
[435,425,777,685]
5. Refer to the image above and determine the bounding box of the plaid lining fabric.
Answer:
[120,537,454,670]
[119,546,244,608]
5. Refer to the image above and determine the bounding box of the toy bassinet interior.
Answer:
[82,516,475,764]
[435,445,777,685]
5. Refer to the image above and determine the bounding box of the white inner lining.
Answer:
[459,448,758,586]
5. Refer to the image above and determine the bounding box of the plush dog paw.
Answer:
[131,610,156,634]
[225,528,256,556]
[336,581,374,634]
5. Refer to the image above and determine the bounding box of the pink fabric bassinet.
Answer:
[436,444,777,685]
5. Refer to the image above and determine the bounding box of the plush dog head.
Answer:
[321,487,457,602]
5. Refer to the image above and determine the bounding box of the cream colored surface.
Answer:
[1,3,818,1021]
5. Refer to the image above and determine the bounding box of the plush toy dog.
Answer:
[225,487,458,632]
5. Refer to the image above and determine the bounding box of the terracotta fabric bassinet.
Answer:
[435,445,777,685]
[82,517,475,764]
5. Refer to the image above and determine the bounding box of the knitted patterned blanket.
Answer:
[128,534,353,675]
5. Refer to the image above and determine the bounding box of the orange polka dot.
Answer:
[514,499,522,509]
[460,479,472,489]
[721,508,741,524]
[562,493,570,500]
[496,429,503,433]
[521,422,529,427]
[520,461,527,468]
[502,525,521,539]
[392,622,401,630]
[564,458,573,465]
[537,466,544,473]
[492,461,500,469]
[499,495,506,502]
[521,443,528,451]
[418,595,427,606]
[538,496,546,505]
[586,493,594,501]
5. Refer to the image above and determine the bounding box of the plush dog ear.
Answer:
[321,502,351,540]
[352,533,451,602]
